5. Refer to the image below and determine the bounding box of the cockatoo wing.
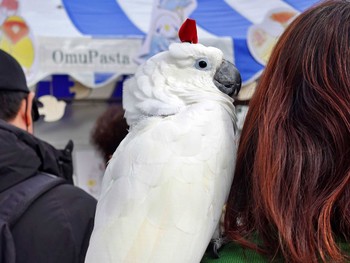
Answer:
[85,102,237,263]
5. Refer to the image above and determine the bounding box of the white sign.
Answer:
[29,36,143,87]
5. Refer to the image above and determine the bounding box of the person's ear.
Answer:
[25,91,35,134]
[10,92,34,132]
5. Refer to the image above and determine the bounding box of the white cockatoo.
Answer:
[85,19,241,263]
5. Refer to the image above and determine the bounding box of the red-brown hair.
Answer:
[225,1,350,262]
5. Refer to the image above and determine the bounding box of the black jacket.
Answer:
[0,120,97,263]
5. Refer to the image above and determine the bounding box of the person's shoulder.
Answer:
[201,242,272,263]
[16,181,97,238]
[11,182,97,263]
[51,182,96,199]
[25,181,97,221]
[47,183,97,209]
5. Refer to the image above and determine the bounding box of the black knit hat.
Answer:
[0,49,40,121]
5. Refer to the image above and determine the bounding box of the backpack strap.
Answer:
[0,173,66,263]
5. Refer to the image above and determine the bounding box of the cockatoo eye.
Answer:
[198,60,207,68]
[195,58,211,70]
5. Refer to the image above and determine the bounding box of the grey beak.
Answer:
[213,60,241,97]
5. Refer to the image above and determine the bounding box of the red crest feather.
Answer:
[178,18,198,44]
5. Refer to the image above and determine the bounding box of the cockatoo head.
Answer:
[123,20,241,127]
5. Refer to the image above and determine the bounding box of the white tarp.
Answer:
[0,0,319,89]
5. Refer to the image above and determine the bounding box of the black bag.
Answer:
[0,173,66,263]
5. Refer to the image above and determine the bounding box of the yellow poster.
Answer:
[0,0,36,82]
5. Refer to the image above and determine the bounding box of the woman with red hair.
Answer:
[202,0,350,262]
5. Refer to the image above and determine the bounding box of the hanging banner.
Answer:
[247,7,298,66]
[136,0,197,63]
[30,36,233,88]
[0,0,38,85]
[29,36,143,87]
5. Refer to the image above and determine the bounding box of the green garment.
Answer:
[201,242,272,263]
[201,242,350,263]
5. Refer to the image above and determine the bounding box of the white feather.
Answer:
[85,42,238,263]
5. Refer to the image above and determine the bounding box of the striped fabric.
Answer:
[62,0,319,83]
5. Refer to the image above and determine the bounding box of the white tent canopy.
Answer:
[1,0,319,89]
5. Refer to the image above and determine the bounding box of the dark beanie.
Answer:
[0,49,29,93]
[0,49,41,121]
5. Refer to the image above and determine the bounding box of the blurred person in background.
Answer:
[90,104,129,166]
